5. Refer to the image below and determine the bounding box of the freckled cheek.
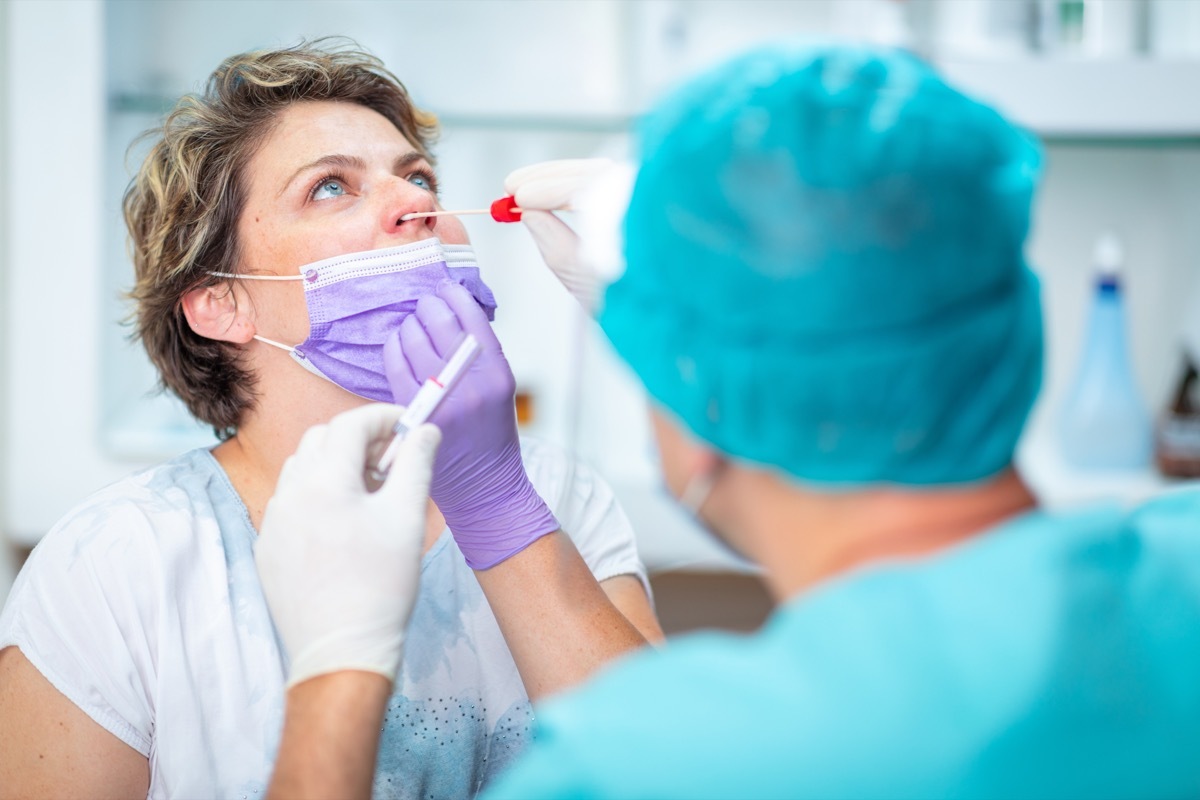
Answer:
[235,221,310,342]
[244,218,323,274]
[249,280,311,344]
[237,212,288,270]
[275,222,375,266]
[282,283,312,342]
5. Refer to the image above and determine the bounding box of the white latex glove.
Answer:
[504,158,635,312]
[255,403,441,689]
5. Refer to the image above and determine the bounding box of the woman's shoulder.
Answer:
[30,448,237,570]
[0,448,256,764]
[2,446,256,662]
[517,435,576,471]
[517,436,648,584]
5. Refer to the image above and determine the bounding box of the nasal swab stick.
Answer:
[401,208,501,219]
[369,334,481,480]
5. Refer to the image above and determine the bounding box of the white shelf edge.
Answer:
[1017,435,1200,510]
[937,57,1200,140]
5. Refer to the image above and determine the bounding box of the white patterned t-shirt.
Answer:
[0,438,648,799]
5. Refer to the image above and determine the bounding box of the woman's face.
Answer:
[235,99,469,346]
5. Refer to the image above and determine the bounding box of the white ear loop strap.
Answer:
[253,334,297,352]
[208,271,305,281]
[207,271,304,351]
[680,461,722,517]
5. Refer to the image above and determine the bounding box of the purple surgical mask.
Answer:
[210,238,497,401]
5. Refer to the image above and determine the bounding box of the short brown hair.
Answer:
[124,38,437,438]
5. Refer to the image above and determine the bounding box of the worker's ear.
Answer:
[181,282,256,344]
[649,407,722,494]
[691,444,723,479]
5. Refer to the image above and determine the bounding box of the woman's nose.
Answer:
[381,178,438,236]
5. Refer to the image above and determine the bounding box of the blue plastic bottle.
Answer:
[1058,234,1152,471]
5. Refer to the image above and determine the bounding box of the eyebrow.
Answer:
[279,151,430,198]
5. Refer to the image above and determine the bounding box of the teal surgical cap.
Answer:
[600,44,1044,485]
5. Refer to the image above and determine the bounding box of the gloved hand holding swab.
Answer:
[402,158,631,311]
[503,158,635,311]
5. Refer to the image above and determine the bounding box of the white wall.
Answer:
[0,0,14,602]
[2,0,132,551]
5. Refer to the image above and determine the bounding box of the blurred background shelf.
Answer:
[939,58,1200,140]
[1019,435,1200,509]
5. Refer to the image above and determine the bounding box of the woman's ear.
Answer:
[181,283,256,344]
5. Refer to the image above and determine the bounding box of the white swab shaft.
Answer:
[401,209,489,220]
[401,207,525,221]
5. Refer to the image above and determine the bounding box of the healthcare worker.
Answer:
[255,43,1200,798]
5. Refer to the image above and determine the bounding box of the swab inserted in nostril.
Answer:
[401,196,526,223]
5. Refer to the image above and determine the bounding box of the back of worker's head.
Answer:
[601,44,1043,486]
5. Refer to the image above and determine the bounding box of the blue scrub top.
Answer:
[486,489,1200,799]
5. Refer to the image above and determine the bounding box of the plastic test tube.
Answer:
[369,333,481,480]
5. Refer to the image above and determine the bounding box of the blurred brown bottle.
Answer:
[1156,275,1200,477]
[1156,355,1200,477]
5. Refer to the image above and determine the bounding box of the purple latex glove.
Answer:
[383,280,559,569]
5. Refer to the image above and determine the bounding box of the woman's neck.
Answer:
[211,365,353,527]
[210,366,447,550]
[728,468,1038,603]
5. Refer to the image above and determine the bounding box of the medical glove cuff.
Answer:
[284,621,406,690]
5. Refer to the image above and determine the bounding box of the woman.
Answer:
[0,39,661,798]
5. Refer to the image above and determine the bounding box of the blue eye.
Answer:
[408,170,438,193]
[312,178,346,201]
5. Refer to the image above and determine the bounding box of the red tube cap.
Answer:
[490,196,522,223]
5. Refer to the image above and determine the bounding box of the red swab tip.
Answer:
[490,196,522,223]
